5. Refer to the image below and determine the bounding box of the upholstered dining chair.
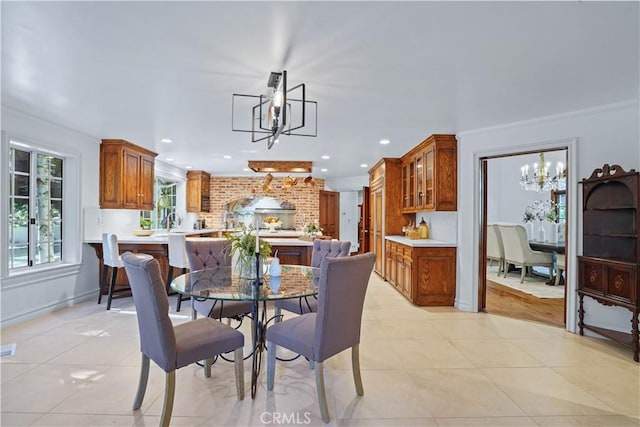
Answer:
[121,252,244,427]
[499,224,554,283]
[185,239,253,322]
[100,233,127,310]
[266,252,375,423]
[273,239,351,320]
[486,224,505,275]
[167,233,190,312]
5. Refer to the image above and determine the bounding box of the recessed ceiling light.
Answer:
[223,155,231,159]
[321,168,327,172]
[185,166,193,169]
[321,155,330,160]
[243,168,250,172]
[166,157,174,162]
[380,139,390,145]
[360,164,368,168]
[161,138,172,143]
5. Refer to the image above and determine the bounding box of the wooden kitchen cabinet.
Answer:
[369,158,403,277]
[578,164,639,362]
[186,170,211,212]
[100,139,158,210]
[385,240,456,306]
[401,134,457,213]
[269,244,312,266]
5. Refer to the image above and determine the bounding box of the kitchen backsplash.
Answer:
[202,176,325,230]
[414,211,458,243]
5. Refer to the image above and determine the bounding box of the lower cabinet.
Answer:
[385,240,456,306]
[269,244,312,266]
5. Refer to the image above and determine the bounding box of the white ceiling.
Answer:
[2,1,638,179]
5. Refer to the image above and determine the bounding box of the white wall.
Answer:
[487,151,565,225]
[457,101,640,336]
[1,107,101,326]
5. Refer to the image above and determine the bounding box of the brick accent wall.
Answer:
[198,176,325,230]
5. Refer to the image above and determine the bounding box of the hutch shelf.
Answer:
[577,164,639,362]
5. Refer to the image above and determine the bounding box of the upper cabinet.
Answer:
[401,134,457,212]
[99,139,157,210]
[186,170,211,213]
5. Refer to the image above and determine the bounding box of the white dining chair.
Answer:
[167,233,190,311]
[100,233,127,310]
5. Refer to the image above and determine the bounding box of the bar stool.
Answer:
[167,233,190,311]
[100,233,127,310]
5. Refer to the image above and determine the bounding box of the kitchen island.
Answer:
[85,231,315,298]
[384,235,457,306]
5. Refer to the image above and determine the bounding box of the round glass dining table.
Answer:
[170,264,320,398]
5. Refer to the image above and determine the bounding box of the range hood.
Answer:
[225,196,296,229]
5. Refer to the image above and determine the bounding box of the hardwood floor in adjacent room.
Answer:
[485,278,565,327]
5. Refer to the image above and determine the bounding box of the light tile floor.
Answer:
[1,273,639,426]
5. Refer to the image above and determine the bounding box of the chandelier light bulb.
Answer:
[272,90,283,108]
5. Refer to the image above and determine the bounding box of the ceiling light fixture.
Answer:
[380,139,390,145]
[161,138,173,143]
[520,152,566,192]
[321,155,330,159]
[248,160,312,174]
[232,70,318,150]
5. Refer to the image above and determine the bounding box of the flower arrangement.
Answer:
[305,222,322,234]
[523,200,557,223]
[226,223,272,259]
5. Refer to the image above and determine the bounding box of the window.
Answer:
[8,146,63,270]
[139,177,180,230]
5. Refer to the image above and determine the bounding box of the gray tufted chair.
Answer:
[273,239,351,319]
[121,252,244,427]
[266,252,375,423]
[185,239,253,321]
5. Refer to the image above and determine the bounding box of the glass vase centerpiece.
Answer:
[226,223,272,281]
[523,200,557,242]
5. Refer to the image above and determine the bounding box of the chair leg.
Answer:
[166,265,174,298]
[133,353,150,410]
[274,306,282,323]
[267,340,276,391]
[520,266,526,283]
[204,357,212,378]
[315,362,330,423]
[106,266,118,310]
[98,264,108,304]
[352,344,364,396]
[503,263,510,278]
[555,269,563,286]
[160,371,175,427]
[175,268,187,312]
[234,347,244,400]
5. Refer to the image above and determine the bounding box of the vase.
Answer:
[237,253,261,280]
[547,222,559,243]
[536,221,546,242]
[525,222,534,240]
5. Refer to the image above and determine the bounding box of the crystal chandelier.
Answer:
[520,153,566,192]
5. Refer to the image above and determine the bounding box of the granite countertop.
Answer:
[385,235,457,247]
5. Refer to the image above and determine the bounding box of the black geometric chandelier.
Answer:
[232,70,317,149]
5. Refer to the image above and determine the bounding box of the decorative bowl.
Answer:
[132,229,154,237]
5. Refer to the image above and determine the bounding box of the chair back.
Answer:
[168,233,189,269]
[311,239,351,268]
[498,224,530,263]
[487,224,504,259]
[314,252,375,362]
[185,239,232,270]
[121,252,177,372]
[102,233,122,267]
